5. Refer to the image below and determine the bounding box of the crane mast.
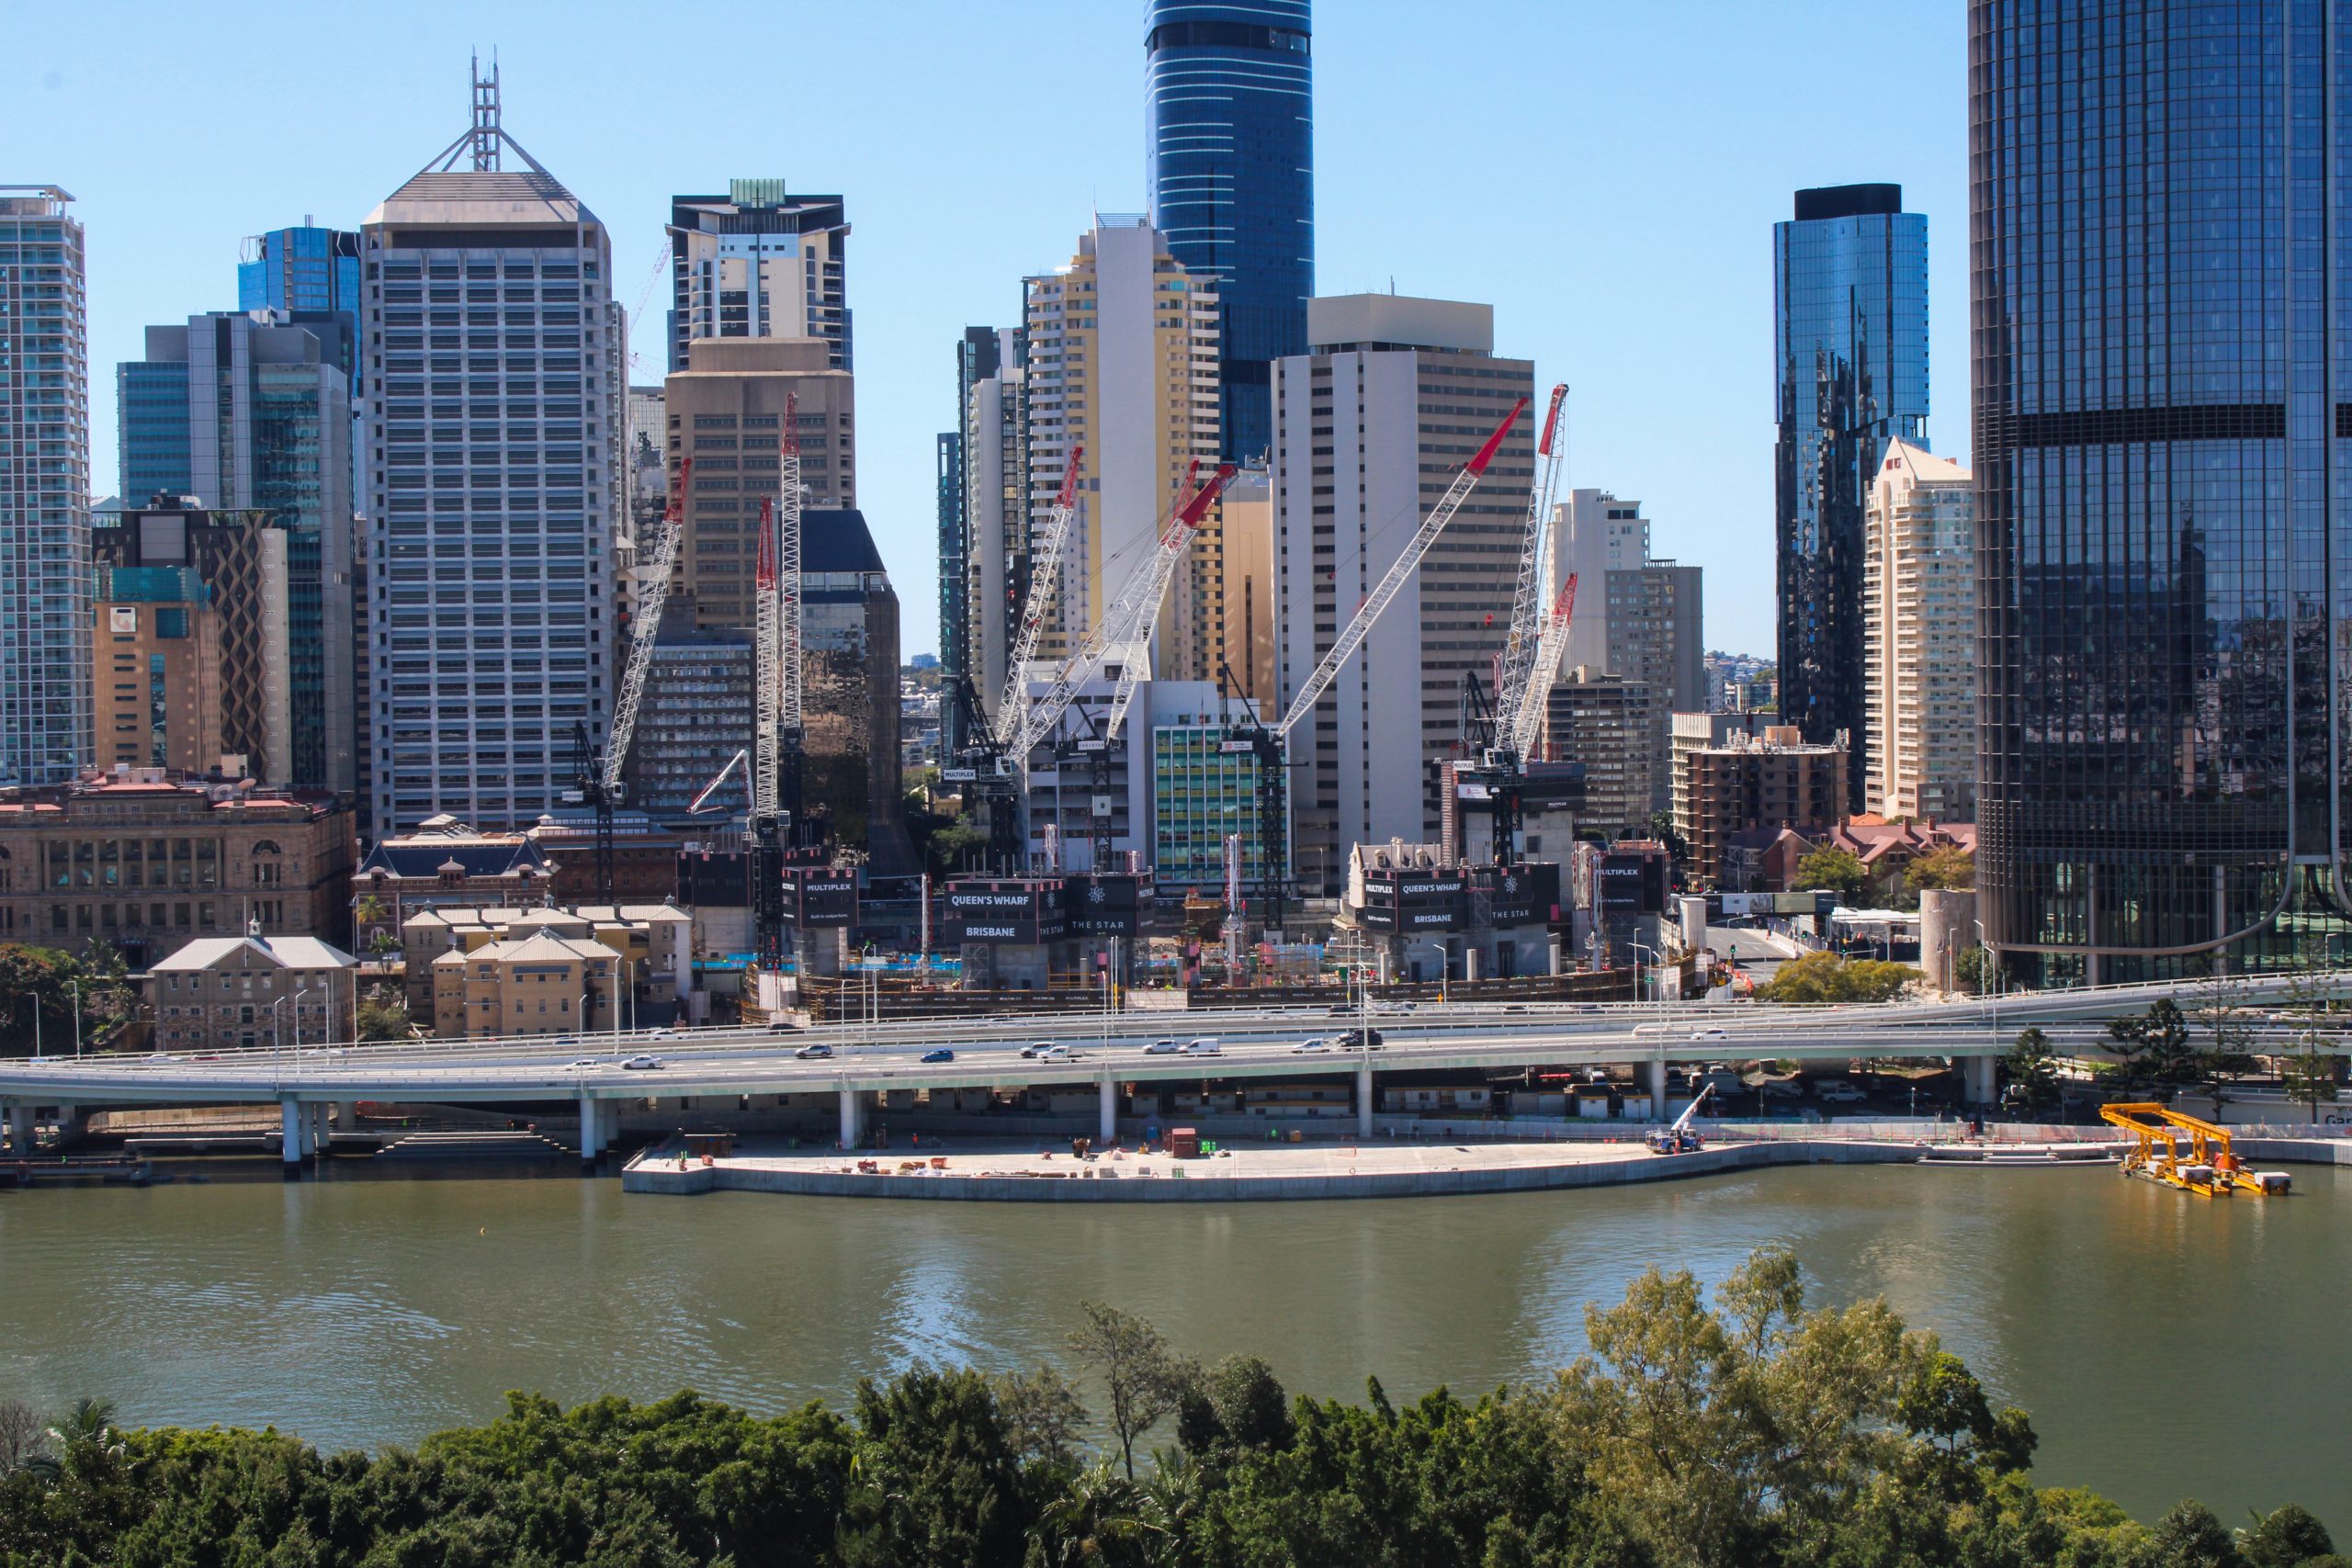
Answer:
[991,445,1085,747]
[1506,572,1578,761]
[1493,385,1568,737]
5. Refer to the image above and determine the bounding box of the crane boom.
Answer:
[752,492,781,819]
[1506,572,1578,761]
[1270,396,1529,740]
[991,445,1085,747]
[603,457,691,795]
[1493,385,1568,736]
[779,392,803,736]
[1015,460,1236,758]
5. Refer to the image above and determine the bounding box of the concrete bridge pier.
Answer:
[54,1105,85,1147]
[307,1103,329,1159]
[1647,1055,1669,1122]
[1357,1058,1374,1138]
[578,1091,602,1165]
[838,1088,864,1150]
[1099,1077,1117,1145]
[279,1097,309,1176]
[334,1102,360,1145]
[3,1101,29,1156]
[1962,1054,1998,1108]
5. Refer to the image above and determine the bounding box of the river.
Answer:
[2,1160,2346,1528]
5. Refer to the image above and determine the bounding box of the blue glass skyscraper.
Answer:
[238,225,363,398]
[1145,0,1313,463]
[1772,184,1928,804]
[1973,0,2352,984]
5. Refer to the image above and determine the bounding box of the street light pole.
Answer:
[70,979,82,1059]
[294,987,311,1055]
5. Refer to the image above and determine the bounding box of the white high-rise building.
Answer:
[1554,489,1703,811]
[962,329,1027,706]
[0,186,91,787]
[668,182,850,374]
[358,69,626,839]
[1271,294,1536,893]
[1863,438,1974,819]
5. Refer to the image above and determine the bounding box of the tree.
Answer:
[2243,1502,2335,1568]
[2188,968,2260,1111]
[1069,1303,1198,1481]
[0,1402,50,1479]
[2004,1027,2061,1112]
[1905,845,1975,897]
[2107,998,2195,1099]
[991,1365,1087,1472]
[1176,1354,1294,1459]
[356,983,412,1042]
[925,816,988,876]
[0,944,84,1055]
[2280,953,2342,1126]
[1792,845,1869,903]
[1952,943,1994,998]
[1753,951,1919,1004]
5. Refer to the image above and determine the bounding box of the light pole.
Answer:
[1630,942,1660,1006]
[270,994,286,1063]
[70,979,82,1060]
[293,987,311,1055]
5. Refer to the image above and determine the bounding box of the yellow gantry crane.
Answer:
[2098,1102,2291,1196]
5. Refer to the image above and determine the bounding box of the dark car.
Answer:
[921,1048,955,1064]
[766,1018,797,1033]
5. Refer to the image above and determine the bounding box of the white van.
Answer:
[1182,1037,1222,1055]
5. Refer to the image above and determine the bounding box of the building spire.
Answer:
[469,52,503,172]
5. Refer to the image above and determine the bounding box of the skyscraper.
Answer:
[0,186,91,788]
[939,325,1003,756]
[1773,183,1928,804]
[1145,0,1313,464]
[962,331,1028,722]
[668,182,850,373]
[1271,293,1535,892]
[115,310,356,793]
[358,66,626,840]
[1555,489,1705,812]
[1861,439,1973,822]
[1973,2,2346,983]
[237,224,363,398]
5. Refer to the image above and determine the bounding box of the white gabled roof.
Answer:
[150,934,356,974]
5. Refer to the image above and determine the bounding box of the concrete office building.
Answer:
[148,931,356,1055]
[1773,183,1929,803]
[661,336,855,633]
[1862,439,1973,821]
[93,566,225,776]
[93,498,292,787]
[1145,0,1313,461]
[0,186,92,788]
[962,331,1028,708]
[1545,668,1653,840]
[938,326,1006,756]
[1218,461,1276,704]
[1555,489,1703,812]
[1022,220,1222,690]
[1670,714,1848,889]
[1270,293,1537,894]
[358,67,628,840]
[115,310,356,794]
[621,631,755,827]
[669,182,850,373]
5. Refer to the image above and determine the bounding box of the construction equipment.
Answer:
[2099,1102,2291,1195]
[1224,396,1530,930]
[571,457,691,903]
[1493,385,1570,737]
[746,397,810,968]
[1646,1084,1713,1155]
[991,445,1085,747]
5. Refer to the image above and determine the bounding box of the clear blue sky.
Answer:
[10,0,1968,663]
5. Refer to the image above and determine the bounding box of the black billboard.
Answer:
[784,866,858,928]
[1362,870,1467,933]
[1594,852,1668,915]
[1065,873,1152,937]
[942,878,1069,945]
[1478,863,1562,926]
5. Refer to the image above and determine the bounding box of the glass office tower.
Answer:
[1773,185,1929,806]
[1973,0,2352,982]
[1146,0,1312,463]
[238,225,363,399]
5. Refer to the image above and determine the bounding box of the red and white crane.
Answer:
[990,445,1085,748]
[1493,384,1570,747]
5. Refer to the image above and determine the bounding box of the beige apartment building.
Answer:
[403,902,692,1032]
[663,336,856,634]
[92,569,224,776]
[147,931,356,1053]
[1670,714,1849,888]
[431,930,622,1040]
[1863,439,1976,819]
[1021,220,1221,682]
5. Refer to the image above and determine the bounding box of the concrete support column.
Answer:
[307,1103,329,1158]
[3,1102,29,1156]
[839,1088,863,1150]
[1963,1054,1997,1108]
[334,1102,359,1144]
[1647,1055,1668,1122]
[599,1099,620,1154]
[579,1091,602,1163]
[1099,1077,1117,1144]
[53,1105,83,1147]
[279,1097,306,1172]
[1357,1058,1375,1137]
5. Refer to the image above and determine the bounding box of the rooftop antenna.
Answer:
[469,52,503,171]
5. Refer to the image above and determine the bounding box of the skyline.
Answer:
[6,0,1971,662]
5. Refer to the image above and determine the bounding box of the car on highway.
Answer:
[619,1054,664,1071]
[795,1043,835,1061]
[1339,1028,1385,1051]
[1814,1079,1867,1104]
[567,1056,602,1069]
[646,1028,677,1041]
[1036,1044,1080,1061]
[921,1048,955,1064]
[1141,1038,1181,1055]
[1021,1042,1057,1058]
[766,1018,797,1033]
[1181,1038,1222,1055]
[1689,1026,1729,1041]
[1292,1037,1332,1054]
[145,1052,181,1064]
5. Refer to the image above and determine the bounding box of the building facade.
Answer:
[358,69,626,840]
[669,182,850,374]
[1669,716,1849,890]
[1556,490,1703,814]
[1145,0,1313,462]
[237,224,364,399]
[1270,293,1537,894]
[661,336,855,632]
[115,310,356,794]
[0,770,357,961]
[1217,460,1276,704]
[1022,220,1222,688]
[1971,2,2352,982]
[0,186,91,789]
[1862,438,1973,821]
[147,932,356,1055]
[1545,667,1653,840]
[93,499,292,786]
[962,331,1028,712]
[938,325,1005,756]
[1773,183,1928,805]
[622,631,754,827]
[93,567,226,776]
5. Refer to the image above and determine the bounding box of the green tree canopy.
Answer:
[1753,951,1919,1004]
[1792,845,1869,902]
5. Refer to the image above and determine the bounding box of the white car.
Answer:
[1814,1079,1867,1104]
[1021,1042,1057,1058]
[1689,1027,1729,1041]
[646,1028,677,1040]
[619,1054,664,1071]
[1292,1038,1332,1054]
[1758,1077,1804,1099]
[1142,1038,1181,1055]
[1034,1043,1079,1062]
[1181,1038,1222,1055]
[567,1056,602,1069]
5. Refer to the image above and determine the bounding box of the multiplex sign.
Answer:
[942,879,1069,945]
[782,866,857,928]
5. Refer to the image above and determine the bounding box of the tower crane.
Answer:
[747,395,809,968]
[571,457,691,903]
[1223,396,1529,931]
[1493,385,1570,733]
[990,445,1085,748]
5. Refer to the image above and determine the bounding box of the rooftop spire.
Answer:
[469,52,502,172]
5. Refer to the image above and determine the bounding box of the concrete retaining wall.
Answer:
[621,1139,1920,1203]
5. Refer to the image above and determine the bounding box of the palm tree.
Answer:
[1029,1461,1160,1567]
[47,1395,121,1458]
